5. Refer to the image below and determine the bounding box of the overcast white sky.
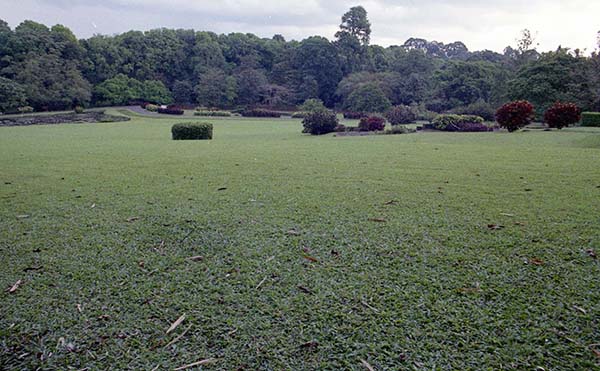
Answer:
[2,0,599,53]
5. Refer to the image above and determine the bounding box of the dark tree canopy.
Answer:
[0,8,599,114]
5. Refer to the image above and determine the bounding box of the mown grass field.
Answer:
[1,112,599,370]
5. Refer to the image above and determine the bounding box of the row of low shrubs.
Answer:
[431,114,491,132]
[194,110,232,117]
[171,122,213,140]
[241,108,281,118]
[158,107,184,115]
[303,110,417,136]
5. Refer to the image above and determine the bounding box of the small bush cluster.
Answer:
[334,124,361,132]
[241,108,281,118]
[385,105,416,125]
[581,112,600,127]
[291,112,307,119]
[381,125,416,135]
[302,110,339,135]
[18,106,34,114]
[74,106,84,114]
[158,107,184,115]
[194,110,231,117]
[171,122,213,140]
[444,122,492,132]
[343,111,367,120]
[432,114,484,130]
[543,102,581,129]
[495,101,534,132]
[358,116,386,132]
[450,100,496,121]
[145,104,159,112]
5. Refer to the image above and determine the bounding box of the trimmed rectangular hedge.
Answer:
[158,107,184,115]
[171,122,213,140]
[241,109,281,118]
[581,112,600,127]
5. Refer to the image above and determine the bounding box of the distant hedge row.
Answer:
[581,112,600,127]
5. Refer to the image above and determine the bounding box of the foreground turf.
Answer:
[1,112,599,370]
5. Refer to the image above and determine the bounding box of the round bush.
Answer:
[358,116,386,132]
[385,105,416,125]
[495,101,534,132]
[544,102,581,129]
[172,122,213,140]
[302,110,339,135]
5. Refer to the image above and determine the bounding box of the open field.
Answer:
[1,112,599,369]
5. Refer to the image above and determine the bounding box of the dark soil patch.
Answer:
[0,111,130,127]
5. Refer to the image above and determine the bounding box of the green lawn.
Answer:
[1,112,599,370]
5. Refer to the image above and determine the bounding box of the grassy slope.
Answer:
[1,113,599,370]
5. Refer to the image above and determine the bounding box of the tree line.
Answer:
[1,6,599,116]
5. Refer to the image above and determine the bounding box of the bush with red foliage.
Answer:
[543,102,581,129]
[158,107,184,115]
[358,116,386,132]
[495,101,535,132]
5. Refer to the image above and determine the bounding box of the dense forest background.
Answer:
[1,6,599,117]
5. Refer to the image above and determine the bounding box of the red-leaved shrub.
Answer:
[495,101,535,132]
[358,116,386,131]
[544,102,581,129]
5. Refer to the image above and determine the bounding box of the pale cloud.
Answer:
[1,0,598,53]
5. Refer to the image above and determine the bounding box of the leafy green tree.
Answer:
[335,6,371,46]
[292,37,343,106]
[15,54,91,110]
[92,74,172,105]
[508,49,595,114]
[0,77,27,112]
[344,83,391,113]
[195,68,237,107]
[234,68,268,105]
[172,80,195,104]
[140,80,173,104]
[92,74,141,106]
[299,98,326,112]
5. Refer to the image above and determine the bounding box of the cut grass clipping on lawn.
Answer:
[1,109,599,369]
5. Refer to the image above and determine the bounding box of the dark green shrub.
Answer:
[172,122,213,140]
[241,108,281,118]
[299,98,326,112]
[146,104,159,112]
[581,112,600,127]
[358,116,386,131]
[302,110,338,135]
[343,84,391,113]
[74,106,84,114]
[381,125,416,135]
[159,107,184,115]
[450,100,496,121]
[432,114,484,130]
[496,100,534,132]
[343,111,367,119]
[544,102,581,129]
[385,105,416,125]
